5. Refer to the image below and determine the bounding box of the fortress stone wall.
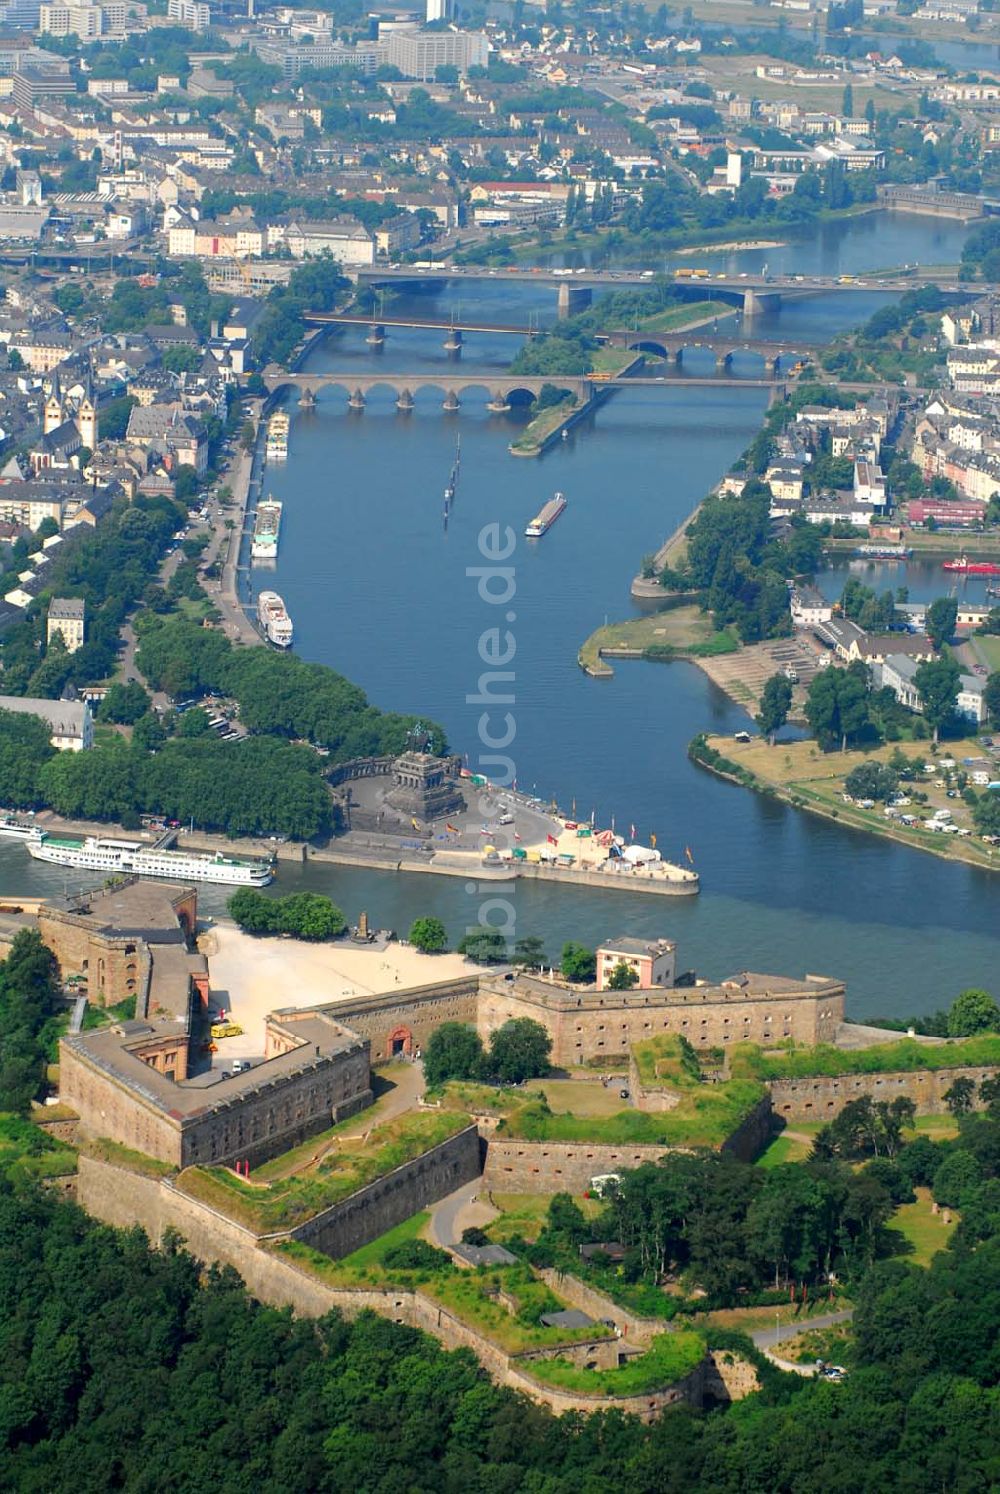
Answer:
[290,1125,482,1258]
[61,1035,372,1170]
[477,973,844,1067]
[75,1154,709,1421]
[769,1064,1000,1121]
[326,977,480,1060]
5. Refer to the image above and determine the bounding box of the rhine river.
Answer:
[7,213,994,1022]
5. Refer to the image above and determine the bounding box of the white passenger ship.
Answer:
[26,833,274,886]
[0,814,41,840]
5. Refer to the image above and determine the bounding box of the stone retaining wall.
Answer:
[290,1125,482,1258]
[768,1064,1000,1121]
[483,1139,674,1193]
[75,1154,705,1419]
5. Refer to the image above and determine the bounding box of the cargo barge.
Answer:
[525,492,567,538]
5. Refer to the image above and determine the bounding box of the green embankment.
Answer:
[177,1111,470,1232]
[730,1035,1000,1082]
[579,607,738,676]
[523,1329,706,1396]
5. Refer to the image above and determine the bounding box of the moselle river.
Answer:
[7,215,988,1020]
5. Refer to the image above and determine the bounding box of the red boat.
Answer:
[941,556,1000,576]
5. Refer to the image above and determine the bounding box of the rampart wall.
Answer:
[477,979,843,1067]
[326,977,480,1061]
[482,1139,674,1193]
[75,1155,706,1420]
[768,1064,1000,1121]
[290,1125,482,1258]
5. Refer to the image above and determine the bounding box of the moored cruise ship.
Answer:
[27,833,274,886]
[265,410,289,462]
[0,814,41,840]
[257,590,293,648]
[251,497,282,562]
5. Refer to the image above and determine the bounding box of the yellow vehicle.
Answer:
[589,370,615,381]
[691,268,710,279]
[674,268,695,279]
[211,1021,244,1039]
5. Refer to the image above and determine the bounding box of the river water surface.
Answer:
[8,213,995,1020]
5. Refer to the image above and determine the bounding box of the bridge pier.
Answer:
[715,351,733,372]
[486,392,511,412]
[365,323,385,347]
[396,388,414,412]
[442,391,461,413]
[297,387,317,409]
[557,283,593,318]
[768,356,781,378]
[742,289,781,318]
[443,328,462,352]
[348,388,366,411]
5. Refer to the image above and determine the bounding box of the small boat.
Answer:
[942,556,1000,576]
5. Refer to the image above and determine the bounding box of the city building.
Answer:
[46,596,85,653]
[596,936,677,991]
[0,693,92,749]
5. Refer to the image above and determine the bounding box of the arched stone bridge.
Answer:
[262,370,595,411]
[612,332,810,373]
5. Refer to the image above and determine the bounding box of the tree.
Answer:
[845,761,898,802]
[984,671,1000,729]
[486,1017,551,1083]
[422,1021,485,1086]
[409,917,448,954]
[513,935,546,969]
[806,664,871,751]
[7,347,23,371]
[933,1148,982,1208]
[276,892,345,941]
[947,987,1000,1037]
[914,657,961,743]
[97,681,151,725]
[607,961,639,991]
[756,672,793,744]
[842,81,854,117]
[456,930,508,964]
[944,1075,976,1116]
[560,942,595,983]
[227,888,280,933]
[926,597,958,650]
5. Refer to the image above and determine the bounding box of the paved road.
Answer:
[429,1179,490,1251]
[751,1307,854,1354]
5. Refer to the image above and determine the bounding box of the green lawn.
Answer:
[339,1211,430,1269]
[892,1187,958,1267]
[973,634,1000,674]
[756,1133,812,1169]
[178,1111,471,1232]
[524,1329,706,1396]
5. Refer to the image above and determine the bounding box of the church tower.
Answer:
[43,369,64,435]
[76,367,97,450]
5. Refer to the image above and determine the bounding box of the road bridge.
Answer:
[353,264,957,317]
[304,311,808,370]
[262,367,784,411]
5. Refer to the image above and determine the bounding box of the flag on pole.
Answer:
[547,834,558,846]
[411,818,420,831]
[629,823,636,842]
[685,846,694,865]
[514,832,522,842]
[650,832,657,849]
[446,822,458,833]
[590,808,595,827]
